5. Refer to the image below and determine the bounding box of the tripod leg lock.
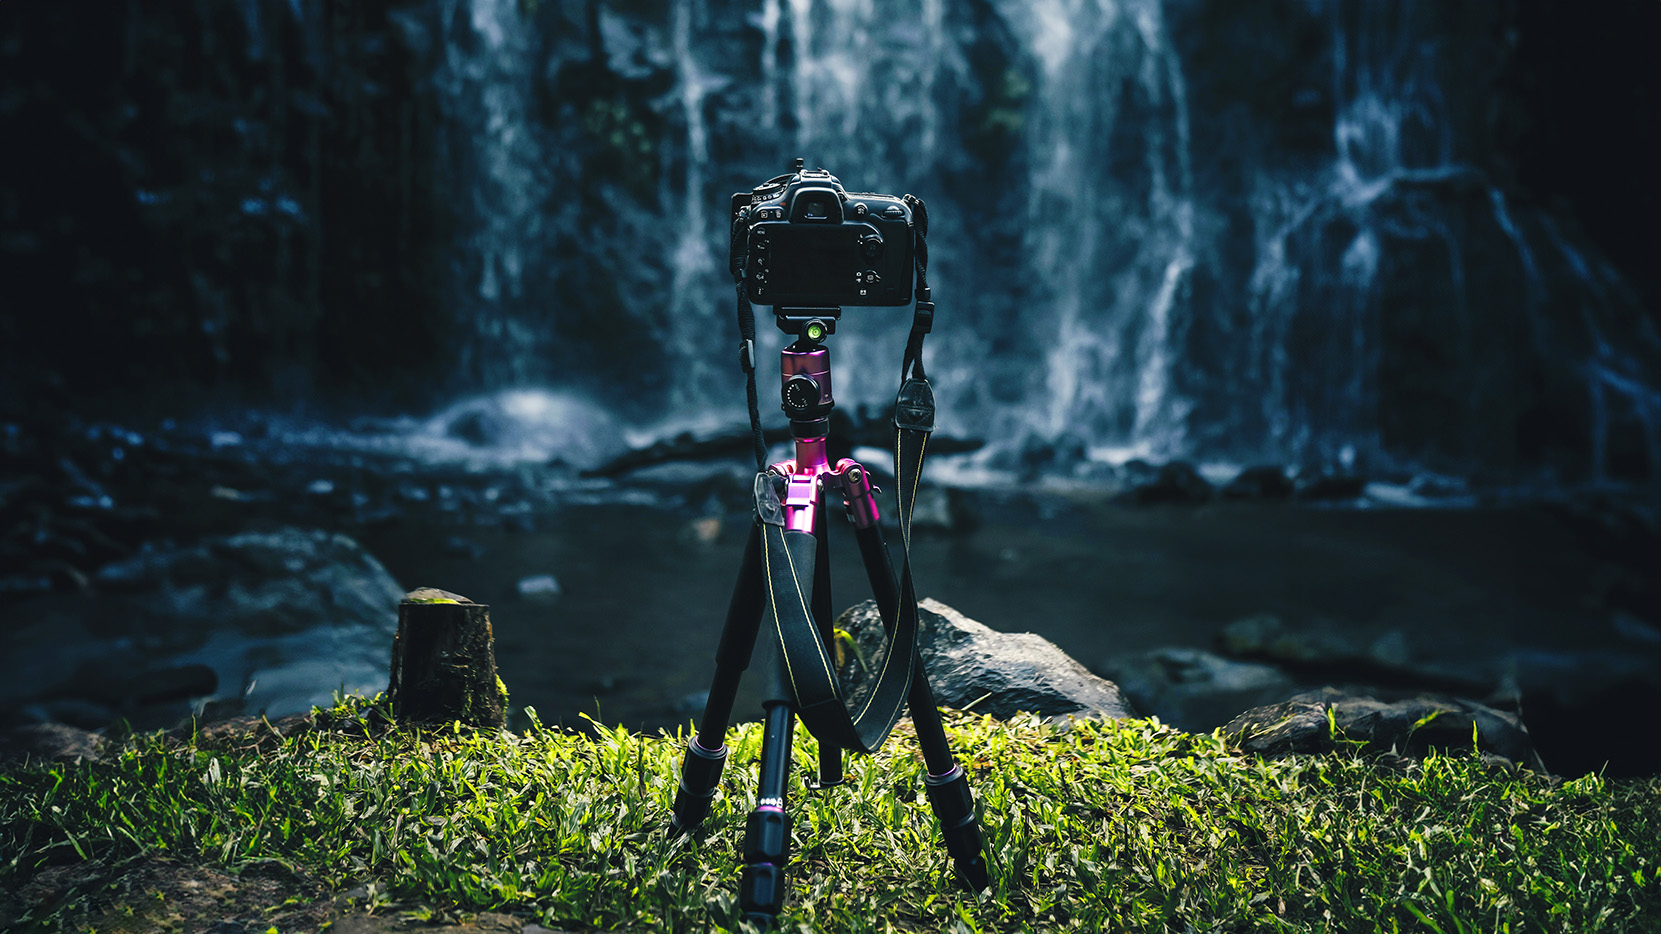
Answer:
[740,807,791,921]
[924,765,992,891]
[670,738,728,836]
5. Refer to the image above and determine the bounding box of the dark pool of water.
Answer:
[355,491,1629,736]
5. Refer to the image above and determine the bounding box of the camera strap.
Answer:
[733,195,940,753]
[754,470,918,752]
[732,212,770,472]
[754,370,932,753]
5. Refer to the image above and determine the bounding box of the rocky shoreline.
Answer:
[3,415,1658,777]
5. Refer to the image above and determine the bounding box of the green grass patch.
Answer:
[2,695,1658,932]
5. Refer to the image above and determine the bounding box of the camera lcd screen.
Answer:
[761,225,854,297]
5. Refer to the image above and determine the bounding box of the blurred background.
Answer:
[1,0,1657,775]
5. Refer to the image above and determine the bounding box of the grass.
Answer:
[2,695,1658,933]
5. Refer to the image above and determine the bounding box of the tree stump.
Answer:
[388,588,506,729]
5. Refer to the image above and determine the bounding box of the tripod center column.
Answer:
[778,340,835,534]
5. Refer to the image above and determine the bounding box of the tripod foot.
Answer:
[670,737,728,836]
[811,743,844,790]
[925,765,992,891]
[739,804,790,926]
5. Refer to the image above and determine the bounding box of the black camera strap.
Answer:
[733,195,939,754]
[732,212,769,472]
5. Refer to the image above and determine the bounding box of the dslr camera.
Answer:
[732,162,915,311]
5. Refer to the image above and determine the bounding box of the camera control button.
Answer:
[853,202,869,217]
[859,233,884,260]
[883,204,905,218]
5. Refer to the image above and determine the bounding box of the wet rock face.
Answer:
[1,528,406,731]
[835,598,1138,723]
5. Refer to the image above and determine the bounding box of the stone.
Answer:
[1294,471,1368,501]
[1214,614,1493,694]
[515,574,561,603]
[13,699,117,731]
[678,516,724,547]
[908,486,979,535]
[1216,614,1360,667]
[1114,461,1213,505]
[191,712,316,750]
[1014,431,1089,478]
[1222,687,1545,770]
[1220,465,1294,500]
[836,598,1137,723]
[1095,647,1298,732]
[2,527,406,729]
[0,722,104,764]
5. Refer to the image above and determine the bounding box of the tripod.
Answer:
[668,315,991,928]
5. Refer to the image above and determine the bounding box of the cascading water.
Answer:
[428,0,552,388]
[393,0,1656,484]
[1004,0,1196,463]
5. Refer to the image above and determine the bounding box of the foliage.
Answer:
[2,695,1658,932]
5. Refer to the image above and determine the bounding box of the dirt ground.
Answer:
[0,855,582,934]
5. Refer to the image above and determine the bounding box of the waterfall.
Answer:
[667,0,724,409]
[1004,0,1195,460]
[406,0,1657,483]
[430,0,551,387]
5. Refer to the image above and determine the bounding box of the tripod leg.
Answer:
[671,522,766,836]
[853,522,992,891]
[737,623,797,928]
[739,700,795,927]
[810,512,844,789]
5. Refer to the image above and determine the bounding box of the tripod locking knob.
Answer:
[783,374,822,416]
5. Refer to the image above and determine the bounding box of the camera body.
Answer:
[731,166,914,309]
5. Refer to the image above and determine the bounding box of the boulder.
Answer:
[1223,687,1545,770]
[907,485,979,535]
[1,527,405,730]
[1095,647,1298,732]
[836,598,1138,723]
[1215,613,1493,694]
[1014,431,1089,478]
[1114,461,1213,505]
[1293,471,1368,501]
[1220,465,1294,500]
[0,722,104,764]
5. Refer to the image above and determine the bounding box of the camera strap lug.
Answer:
[911,301,934,335]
